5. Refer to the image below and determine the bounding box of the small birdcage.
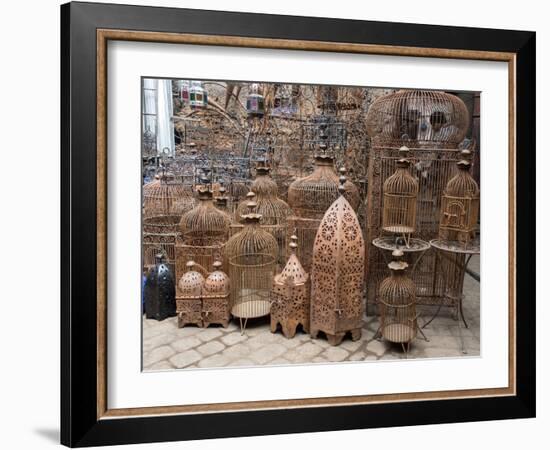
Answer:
[271,235,310,338]
[288,152,360,272]
[235,164,294,266]
[246,83,265,117]
[224,197,278,333]
[202,261,231,328]
[175,187,232,284]
[176,261,205,328]
[378,250,418,352]
[189,81,207,109]
[439,151,480,245]
[310,173,365,346]
[143,170,196,218]
[382,147,419,246]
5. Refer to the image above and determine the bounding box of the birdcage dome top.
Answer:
[143,177,196,218]
[235,190,293,225]
[203,261,230,294]
[366,89,470,147]
[444,160,480,197]
[250,166,278,197]
[178,261,205,295]
[383,159,419,196]
[179,188,232,236]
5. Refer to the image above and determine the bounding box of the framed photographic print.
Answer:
[60,1,536,447]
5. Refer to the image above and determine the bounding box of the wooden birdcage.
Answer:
[202,261,231,328]
[175,187,232,284]
[176,261,205,328]
[310,174,365,346]
[224,197,278,333]
[270,235,310,338]
[439,151,480,245]
[382,149,419,246]
[365,89,470,309]
[378,251,418,352]
[235,165,294,266]
[287,152,360,272]
[143,170,196,219]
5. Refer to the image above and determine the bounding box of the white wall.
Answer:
[0,1,546,449]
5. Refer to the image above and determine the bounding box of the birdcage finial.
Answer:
[289,234,298,253]
[212,260,222,270]
[186,260,196,270]
[338,167,347,195]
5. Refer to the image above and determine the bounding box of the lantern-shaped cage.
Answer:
[144,253,176,321]
[287,154,360,272]
[310,176,365,346]
[224,199,278,333]
[378,253,418,352]
[202,261,231,328]
[439,153,480,245]
[270,235,310,338]
[176,261,205,328]
[246,83,265,117]
[175,187,232,284]
[382,152,419,246]
[178,80,190,103]
[235,165,294,266]
[365,89,471,309]
[189,81,207,109]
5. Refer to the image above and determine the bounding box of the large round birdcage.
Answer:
[143,171,196,218]
[366,89,470,148]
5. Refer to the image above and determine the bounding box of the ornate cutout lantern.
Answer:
[144,253,176,321]
[439,150,480,245]
[310,171,365,346]
[176,261,205,328]
[175,186,232,283]
[189,80,207,109]
[202,261,231,328]
[224,195,278,333]
[382,146,419,246]
[178,80,190,103]
[270,235,310,338]
[246,83,265,117]
[378,250,418,352]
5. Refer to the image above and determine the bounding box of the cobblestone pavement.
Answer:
[143,257,480,371]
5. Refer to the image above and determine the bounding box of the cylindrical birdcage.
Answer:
[365,89,471,309]
[142,214,180,273]
[176,261,205,328]
[270,235,310,338]
[287,152,360,272]
[175,187,232,284]
[202,261,231,328]
[224,197,278,333]
[143,170,196,218]
[310,174,365,346]
[439,151,480,245]
[378,251,418,352]
[235,165,294,266]
[382,150,419,246]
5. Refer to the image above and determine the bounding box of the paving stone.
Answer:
[197,328,223,342]
[339,339,363,352]
[247,332,281,350]
[228,359,255,367]
[173,326,202,338]
[144,345,175,366]
[285,342,324,363]
[197,354,232,368]
[171,336,201,353]
[365,339,390,357]
[348,351,367,362]
[146,360,175,371]
[197,340,225,356]
[170,349,202,368]
[268,358,291,366]
[321,347,350,362]
[280,336,303,349]
[311,357,328,363]
[223,343,252,358]
[221,332,248,346]
[250,343,287,364]
[143,333,175,353]
[220,322,240,333]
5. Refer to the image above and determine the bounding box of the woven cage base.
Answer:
[231,299,271,319]
[382,323,416,344]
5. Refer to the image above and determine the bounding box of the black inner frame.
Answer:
[61,2,536,447]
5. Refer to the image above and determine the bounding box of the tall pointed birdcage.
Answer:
[378,250,419,353]
[310,173,365,346]
[270,235,310,338]
[382,147,419,246]
[287,146,360,272]
[175,187,232,284]
[365,89,471,310]
[439,150,480,245]
[224,195,278,333]
[235,163,294,266]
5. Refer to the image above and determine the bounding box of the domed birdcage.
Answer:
[382,148,419,246]
[175,187,232,284]
[202,261,231,328]
[224,197,278,334]
[235,164,294,266]
[176,261,205,328]
[365,89,472,310]
[439,150,480,245]
[287,150,360,272]
[143,170,196,218]
[310,174,365,346]
[378,250,419,353]
[227,179,251,214]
